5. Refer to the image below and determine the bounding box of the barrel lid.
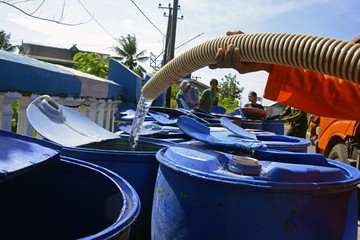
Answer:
[117,109,154,123]
[210,132,311,150]
[27,95,119,147]
[157,144,360,192]
[118,122,181,136]
[217,116,310,149]
[0,130,61,177]
[177,116,263,150]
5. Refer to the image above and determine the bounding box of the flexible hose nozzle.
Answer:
[142,33,360,100]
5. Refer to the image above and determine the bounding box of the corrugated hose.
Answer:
[142,33,360,100]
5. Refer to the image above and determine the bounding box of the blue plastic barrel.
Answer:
[60,135,173,240]
[152,143,360,240]
[241,119,263,130]
[0,130,140,240]
[262,119,284,135]
[255,133,310,152]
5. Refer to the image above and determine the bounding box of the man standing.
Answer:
[244,91,264,110]
[280,106,308,138]
[199,78,218,113]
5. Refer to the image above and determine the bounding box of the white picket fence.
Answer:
[0,91,120,137]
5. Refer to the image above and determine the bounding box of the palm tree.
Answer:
[0,30,18,52]
[112,34,149,78]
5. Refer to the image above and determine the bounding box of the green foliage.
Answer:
[170,84,179,108]
[217,73,243,113]
[218,97,239,113]
[171,84,179,99]
[112,34,149,78]
[11,100,19,132]
[73,52,109,78]
[218,73,243,101]
[0,30,18,52]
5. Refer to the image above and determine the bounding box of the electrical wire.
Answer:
[207,0,216,37]
[76,0,117,41]
[130,0,165,36]
[175,33,204,50]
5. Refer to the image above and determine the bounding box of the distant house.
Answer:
[188,79,209,93]
[19,43,109,68]
[263,102,286,116]
[176,76,209,93]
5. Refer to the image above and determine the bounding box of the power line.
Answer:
[130,0,165,36]
[208,0,216,37]
[175,32,204,54]
[76,0,117,41]
[176,33,204,49]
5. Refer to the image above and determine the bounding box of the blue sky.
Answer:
[1,0,359,105]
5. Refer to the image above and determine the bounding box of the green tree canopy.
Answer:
[218,73,243,101]
[218,73,244,112]
[0,30,18,52]
[73,52,109,78]
[112,34,149,78]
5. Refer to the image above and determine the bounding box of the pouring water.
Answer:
[129,94,153,149]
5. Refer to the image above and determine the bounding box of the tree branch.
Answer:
[1,0,94,26]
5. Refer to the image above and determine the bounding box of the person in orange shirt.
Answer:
[209,31,360,121]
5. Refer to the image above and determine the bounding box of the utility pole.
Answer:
[192,76,201,81]
[159,0,182,107]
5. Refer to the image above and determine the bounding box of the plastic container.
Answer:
[26,96,172,240]
[0,130,140,240]
[255,133,310,152]
[152,143,360,240]
[262,119,284,135]
[60,135,174,240]
[241,119,263,130]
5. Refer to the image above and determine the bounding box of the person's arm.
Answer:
[258,104,265,110]
[198,96,204,108]
[264,65,360,120]
[175,91,183,108]
[285,110,307,123]
[199,90,208,108]
[209,31,360,121]
[279,106,290,119]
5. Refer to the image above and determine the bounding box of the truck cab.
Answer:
[316,117,360,167]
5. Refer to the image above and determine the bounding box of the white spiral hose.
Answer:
[142,33,360,100]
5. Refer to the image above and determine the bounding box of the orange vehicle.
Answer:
[316,117,360,168]
[315,35,360,168]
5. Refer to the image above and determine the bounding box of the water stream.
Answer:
[129,94,153,149]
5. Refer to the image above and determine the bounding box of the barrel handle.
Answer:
[39,95,65,121]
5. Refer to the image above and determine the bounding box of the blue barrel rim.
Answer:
[68,135,174,155]
[156,145,360,193]
[256,134,310,148]
[60,156,141,239]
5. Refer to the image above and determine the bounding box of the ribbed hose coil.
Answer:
[142,33,360,100]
